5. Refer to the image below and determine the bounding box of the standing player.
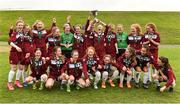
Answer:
[31,18,56,57]
[128,23,143,51]
[98,20,118,59]
[66,16,85,58]
[46,26,61,58]
[143,23,160,64]
[143,23,160,84]
[93,24,106,60]
[116,24,128,58]
[22,24,36,86]
[60,16,74,58]
[7,19,24,90]
[84,14,96,50]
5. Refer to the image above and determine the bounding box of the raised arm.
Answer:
[66,15,75,34]
[47,18,57,34]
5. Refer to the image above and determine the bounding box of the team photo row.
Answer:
[7,12,176,93]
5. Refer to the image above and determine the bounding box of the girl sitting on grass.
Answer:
[152,56,176,92]
[61,50,90,92]
[24,48,48,90]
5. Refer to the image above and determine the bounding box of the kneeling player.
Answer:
[82,46,102,89]
[61,50,90,92]
[134,45,154,89]
[24,48,47,90]
[45,47,66,89]
[117,47,137,88]
[152,56,176,92]
[101,54,119,88]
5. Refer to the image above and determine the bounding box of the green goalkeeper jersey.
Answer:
[116,32,128,49]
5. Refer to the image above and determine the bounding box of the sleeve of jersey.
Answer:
[61,61,68,74]
[114,34,118,43]
[165,69,175,88]
[82,60,88,79]
[9,33,17,43]
[116,57,124,70]
[131,58,137,67]
[41,64,47,75]
[47,23,56,34]
[68,23,75,34]
[85,19,90,32]
[142,35,147,43]
[9,29,13,37]
[104,25,109,36]
[23,57,30,65]
[155,32,160,43]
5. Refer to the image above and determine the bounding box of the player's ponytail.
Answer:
[159,56,171,69]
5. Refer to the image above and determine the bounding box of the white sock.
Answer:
[148,68,152,81]
[16,69,23,81]
[67,79,74,85]
[102,71,108,82]
[40,77,45,83]
[94,71,101,85]
[22,70,28,82]
[135,72,141,83]
[110,70,119,80]
[61,80,67,85]
[8,70,15,82]
[127,74,132,83]
[154,79,160,87]
[132,68,135,79]
[143,72,149,84]
[120,73,125,83]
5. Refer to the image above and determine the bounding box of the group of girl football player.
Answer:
[7,12,176,93]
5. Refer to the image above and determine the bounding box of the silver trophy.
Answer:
[91,10,98,17]
[91,10,99,23]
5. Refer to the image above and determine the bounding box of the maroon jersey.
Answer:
[9,32,24,64]
[32,23,56,56]
[142,32,160,50]
[24,57,46,78]
[46,35,61,57]
[117,54,136,69]
[84,19,95,49]
[82,55,101,74]
[160,66,176,87]
[93,32,106,59]
[61,59,88,80]
[136,51,154,68]
[104,26,117,58]
[128,33,143,51]
[32,29,50,48]
[9,32,24,52]
[73,33,85,58]
[23,33,35,55]
[48,56,65,79]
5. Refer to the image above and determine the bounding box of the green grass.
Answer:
[0,11,180,44]
[0,47,180,103]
